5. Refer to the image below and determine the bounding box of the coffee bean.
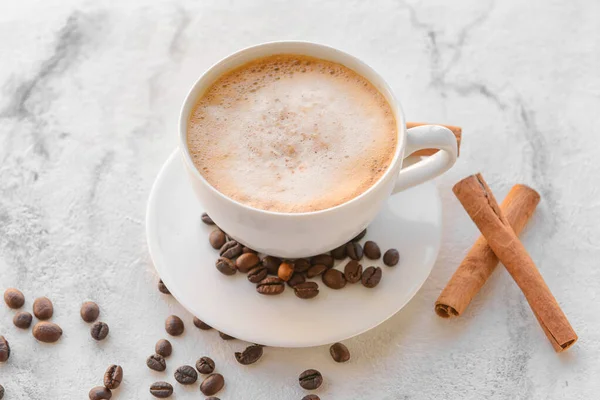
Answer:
[294,282,319,299]
[363,241,381,259]
[89,386,112,400]
[322,269,346,289]
[235,344,263,365]
[13,311,32,329]
[329,342,350,363]
[206,398,220,400]
[346,242,363,260]
[352,228,367,242]
[277,262,294,281]
[299,369,323,390]
[193,317,212,330]
[4,288,25,309]
[306,264,327,278]
[201,213,215,225]
[236,252,260,273]
[209,229,227,249]
[175,365,198,384]
[331,244,347,260]
[33,322,62,343]
[0,384,4,399]
[215,257,236,276]
[80,301,100,322]
[294,258,311,273]
[287,272,306,287]
[33,296,53,320]
[247,265,268,283]
[91,321,109,341]
[219,331,235,340]
[200,373,225,396]
[311,254,334,268]
[158,279,171,295]
[256,276,285,295]
[361,266,382,288]
[303,395,320,400]
[165,315,184,336]
[147,354,167,371]
[155,339,172,357]
[0,336,10,362]
[383,248,400,266]
[104,364,123,389]
[220,240,243,259]
[262,256,282,275]
[149,381,173,398]
[242,246,257,254]
[343,260,363,283]
[196,356,215,374]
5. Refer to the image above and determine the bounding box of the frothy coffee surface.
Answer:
[187,54,397,213]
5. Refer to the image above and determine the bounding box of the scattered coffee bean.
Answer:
[344,260,363,283]
[155,339,172,357]
[303,395,320,400]
[363,241,381,259]
[201,213,215,225]
[331,244,347,260]
[89,386,112,400]
[158,279,171,295]
[346,242,363,260]
[196,356,215,374]
[218,331,235,340]
[294,282,319,299]
[147,354,167,371]
[236,252,260,273]
[352,228,367,242]
[0,336,10,362]
[200,373,225,396]
[287,272,306,287]
[91,321,110,341]
[219,240,243,259]
[13,311,33,329]
[206,397,220,400]
[209,229,227,249]
[294,258,311,273]
[33,321,62,343]
[247,265,268,283]
[299,369,323,390]
[311,254,334,268]
[215,257,236,276]
[361,266,382,288]
[262,256,282,275]
[0,384,4,399]
[175,365,198,384]
[193,317,212,330]
[383,248,400,266]
[80,301,100,322]
[256,277,285,295]
[278,262,295,281]
[165,315,184,336]
[329,342,350,363]
[33,296,53,320]
[149,381,173,398]
[242,246,257,254]
[4,288,25,309]
[306,264,327,278]
[235,344,263,365]
[104,364,123,389]
[322,269,346,289]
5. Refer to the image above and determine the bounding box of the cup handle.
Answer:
[392,125,458,194]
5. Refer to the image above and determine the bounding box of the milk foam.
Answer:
[187,54,397,213]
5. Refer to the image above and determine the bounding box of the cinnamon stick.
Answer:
[406,122,462,157]
[435,184,540,318]
[453,174,577,352]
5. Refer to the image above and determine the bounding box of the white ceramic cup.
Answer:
[179,41,457,258]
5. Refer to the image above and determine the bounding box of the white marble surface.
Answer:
[1,0,599,398]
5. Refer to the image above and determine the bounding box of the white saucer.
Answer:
[146,150,442,348]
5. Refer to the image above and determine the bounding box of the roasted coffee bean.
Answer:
[149,381,173,398]
[193,317,212,330]
[322,269,346,289]
[196,356,215,374]
[262,256,282,275]
[33,296,53,320]
[0,336,9,362]
[201,213,215,225]
[219,331,235,340]
[363,241,381,259]
[329,342,350,363]
[294,282,319,299]
[206,398,220,400]
[80,301,100,322]
[247,265,268,283]
[235,344,263,365]
[220,240,243,259]
[311,254,334,268]
[256,277,285,295]
[0,384,4,399]
[352,228,367,242]
[344,260,363,283]
[331,244,347,260]
[236,252,260,273]
[287,272,306,287]
[209,229,227,249]
[215,257,236,276]
[278,262,295,281]
[242,246,257,254]
[294,258,311,273]
[33,322,62,343]
[91,321,109,341]
[303,395,320,400]
[200,373,225,396]
[383,248,400,266]
[89,386,112,400]
[175,365,198,384]
[104,364,123,389]
[361,266,382,288]
[346,242,363,260]
[155,339,172,357]
[4,288,25,309]
[299,369,323,390]
[147,354,167,371]
[165,315,184,336]
[306,264,327,278]
[13,311,33,329]
[158,279,171,295]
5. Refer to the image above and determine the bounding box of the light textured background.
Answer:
[1,0,599,399]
